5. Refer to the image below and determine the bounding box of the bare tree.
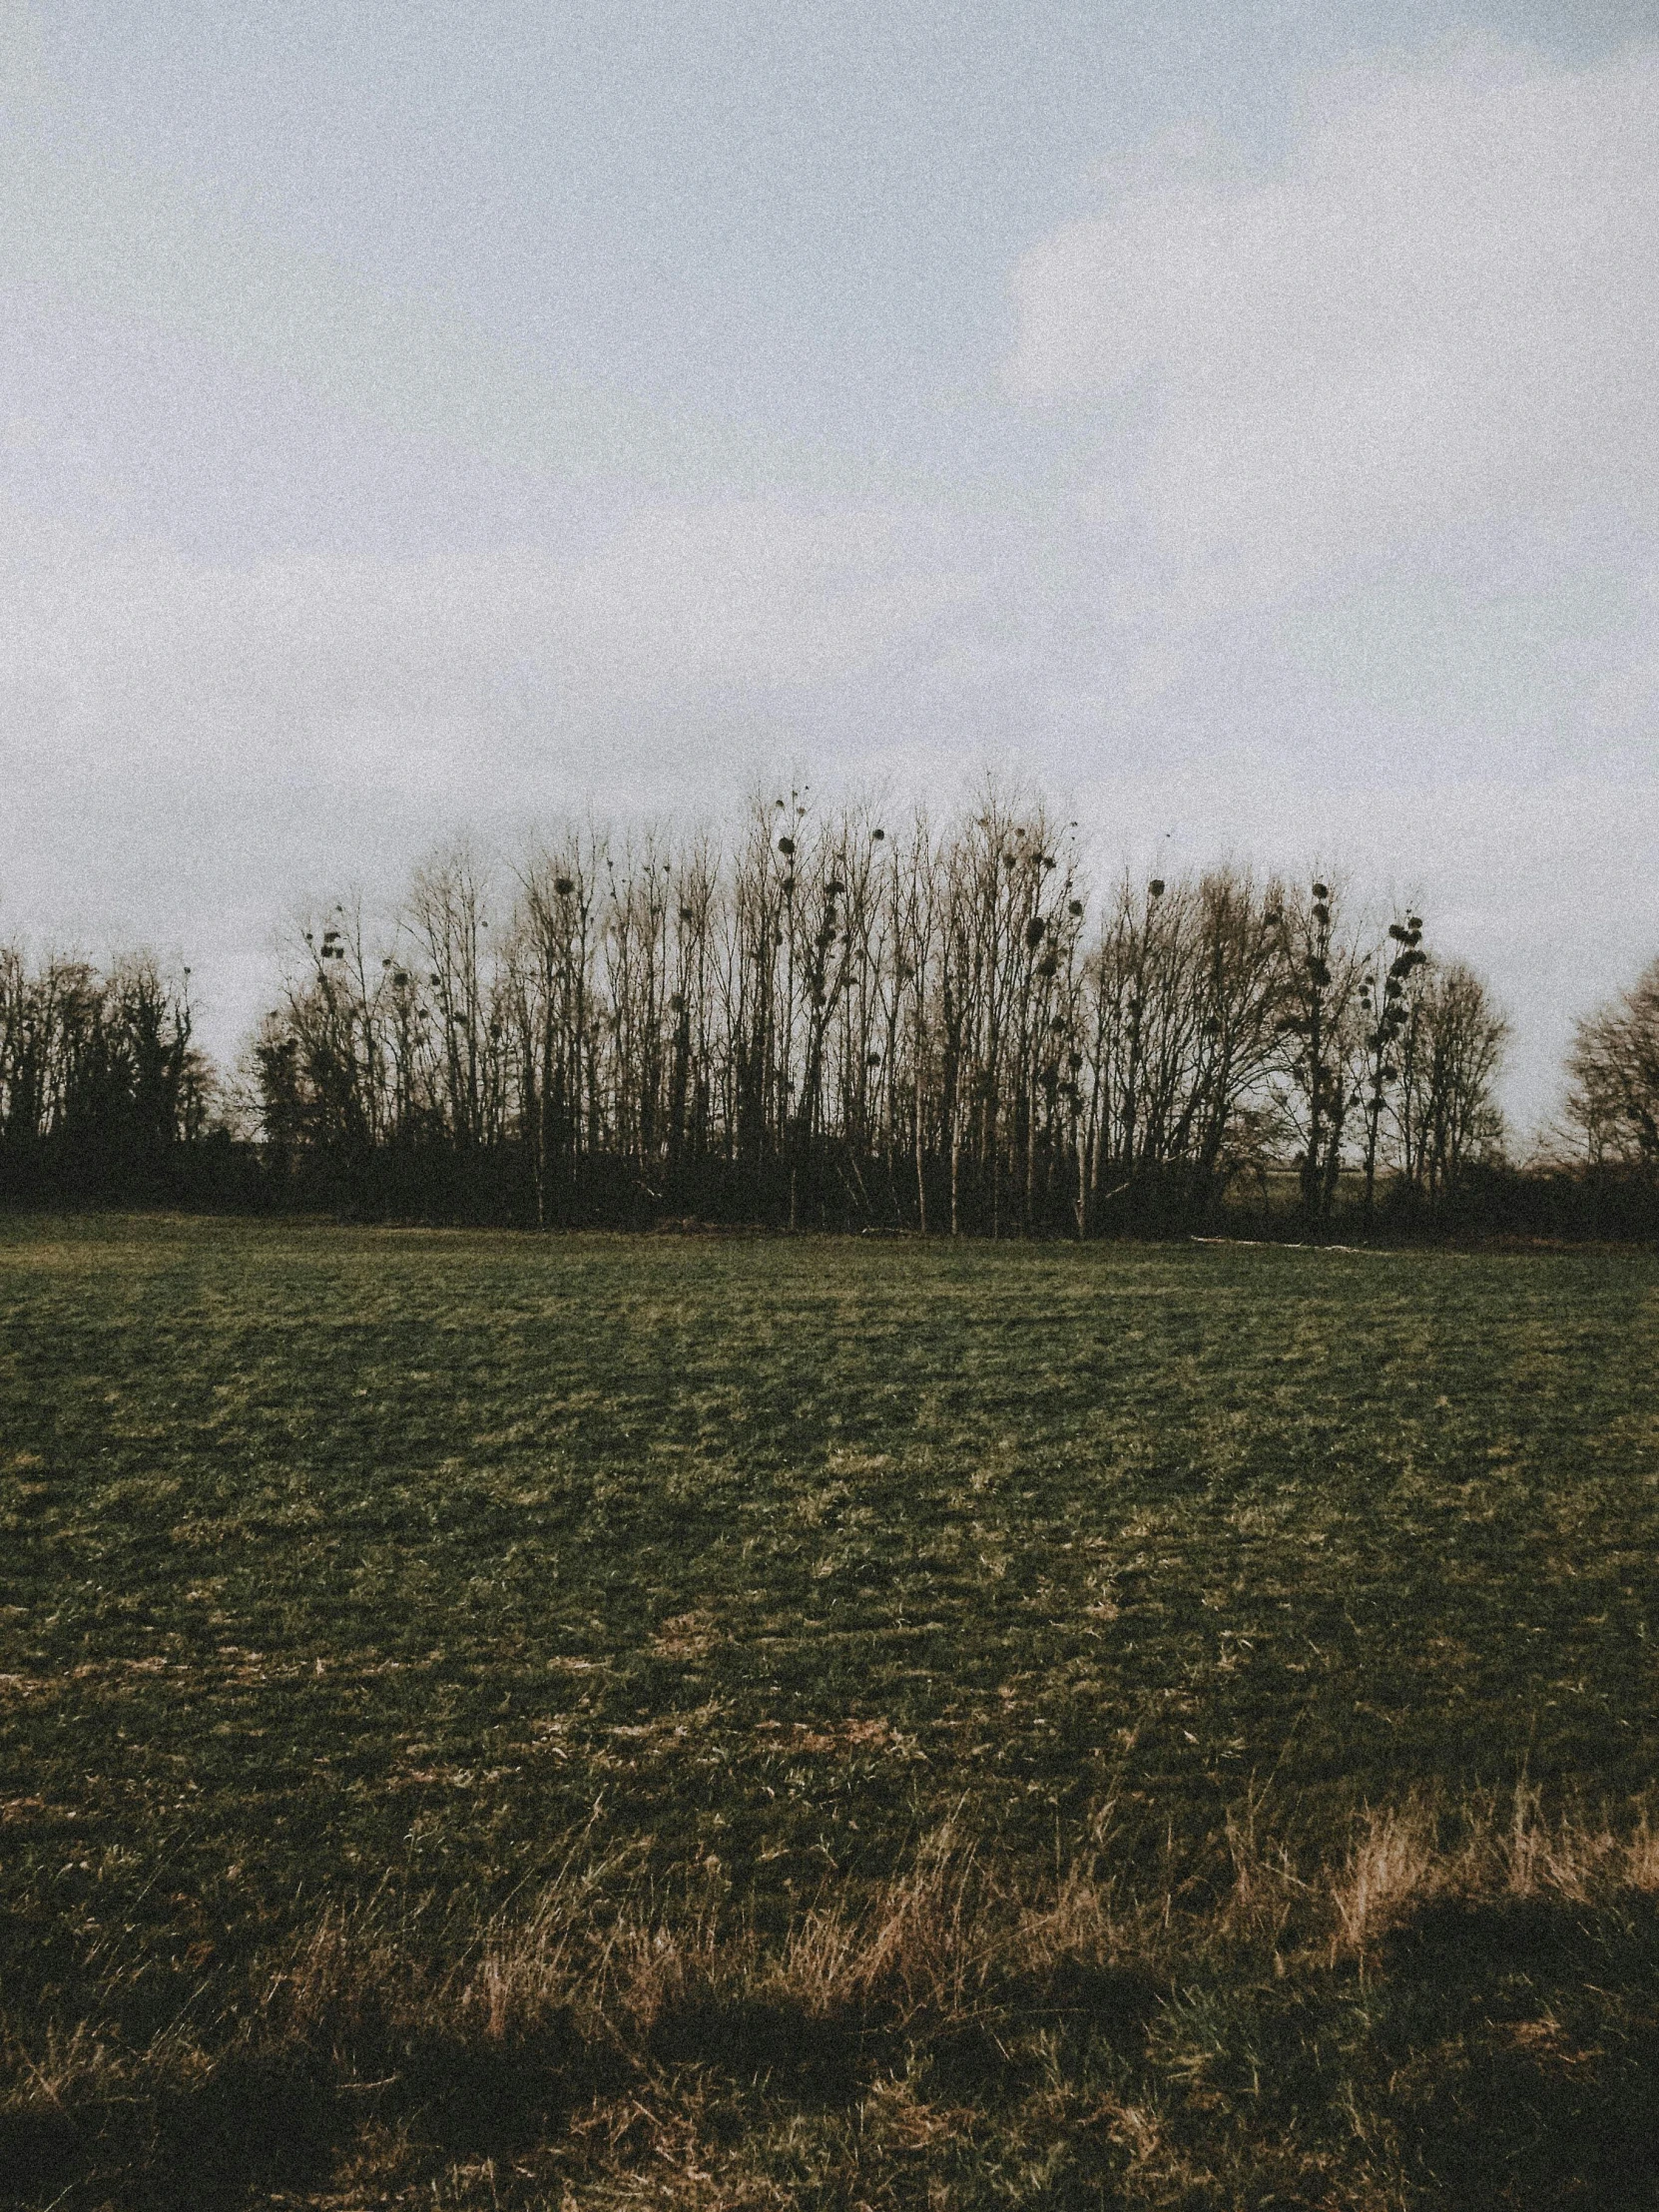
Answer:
[1354,912,1426,1226]
[1409,960,1509,1206]
[1271,878,1365,1230]
[1564,956,1659,1174]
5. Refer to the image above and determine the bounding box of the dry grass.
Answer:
[6,1789,1659,2208]
[1330,1785,1659,1956]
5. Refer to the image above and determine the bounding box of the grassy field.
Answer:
[2,1213,1657,2209]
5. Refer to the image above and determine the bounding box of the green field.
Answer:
[3,1215,1658,2209]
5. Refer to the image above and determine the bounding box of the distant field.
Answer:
[3,1215,1657,2209]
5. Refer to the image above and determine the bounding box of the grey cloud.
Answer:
[0,103,894,502]
[1009,39,1659,598]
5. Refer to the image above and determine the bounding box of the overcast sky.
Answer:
[3,0,1656,1131]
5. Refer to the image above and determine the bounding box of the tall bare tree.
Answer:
[1565,956,1659,1174]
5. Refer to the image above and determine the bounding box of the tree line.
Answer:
[0,948,216,1202]
[230,788,1512,1233]
[4,786,1654,1236]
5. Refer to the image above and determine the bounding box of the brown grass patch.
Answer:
[5,1790,1659,2208]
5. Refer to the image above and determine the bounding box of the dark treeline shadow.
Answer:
[4,787,1657,1239]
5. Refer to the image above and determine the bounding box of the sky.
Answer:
[2,0,1657,1133]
